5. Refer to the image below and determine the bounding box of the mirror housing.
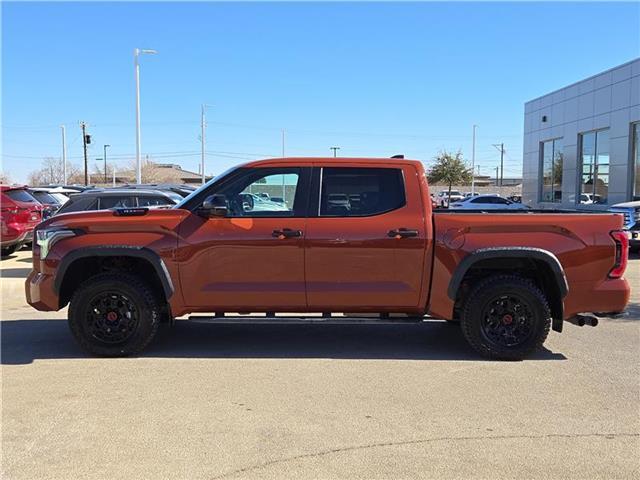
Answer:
[200,194,228,217]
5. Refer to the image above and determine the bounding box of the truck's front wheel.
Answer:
[461,275,551,360]
[68,273,160,356]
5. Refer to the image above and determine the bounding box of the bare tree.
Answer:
[26,157,82,186]
[0,171,12,184]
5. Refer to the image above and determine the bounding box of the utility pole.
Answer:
[330,146,340,157]
[492,142,505,187]
[81,122,89,185]
[103,145,110,184]
[61,125,67,185]
[471,125,477,195]
[495,166,499,186]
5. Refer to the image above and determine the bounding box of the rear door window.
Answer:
[98,196,135,209]
[319,167,406,217]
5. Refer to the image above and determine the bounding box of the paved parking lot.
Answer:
[1,248,639,479]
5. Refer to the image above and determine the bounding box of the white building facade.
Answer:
[522,58,640,208]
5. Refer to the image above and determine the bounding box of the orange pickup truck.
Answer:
[26,157,630,359]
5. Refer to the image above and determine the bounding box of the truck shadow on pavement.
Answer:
[0,268,33,278]
[1,319,566,365]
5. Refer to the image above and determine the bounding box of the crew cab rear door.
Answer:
[304,164,427,309]
[177,167,310,309]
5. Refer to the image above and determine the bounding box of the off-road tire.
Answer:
[461,275,551,360]
[68,273,160,356]
[1,245,17,258]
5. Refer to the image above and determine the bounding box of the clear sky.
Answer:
[2,1,639,183]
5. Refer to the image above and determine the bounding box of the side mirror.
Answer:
[200,194,228,217]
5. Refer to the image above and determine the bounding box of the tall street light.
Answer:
[471,125,477,195]
[200,104,214,185]
[134,48,157,184]
[103,144,110,184]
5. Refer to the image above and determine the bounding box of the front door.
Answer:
[178,167,310,311]
[304,165,427,310]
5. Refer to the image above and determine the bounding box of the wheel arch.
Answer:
[448,247,568,332]
[55,246,174,308]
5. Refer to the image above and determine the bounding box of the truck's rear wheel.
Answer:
[68,273,160,356]
[461,275,551,360]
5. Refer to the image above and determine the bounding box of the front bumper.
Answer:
[25,269,59,311]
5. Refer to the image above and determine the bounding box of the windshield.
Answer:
[174,166,239,209]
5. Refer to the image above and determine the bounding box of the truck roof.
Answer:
[243,157,424,168]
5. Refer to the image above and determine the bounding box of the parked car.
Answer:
[55,189,180,215]
[436,190,464,207]
[449,194,530,210]
[609,200,640,252]
[26,157,630,360]
[1,186,43,257]
[28,188,65,218]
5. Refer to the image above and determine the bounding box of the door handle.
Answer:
[272,228,303,239]
[387,228,419,238]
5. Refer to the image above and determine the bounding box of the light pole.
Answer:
[200,104,214,185]
[134,48,157,184]
[471,125,477,195]
[103,144,110,184]
[330,146,340,157]
[60,125,67,185]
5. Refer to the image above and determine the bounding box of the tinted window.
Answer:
[320,167,405,217]
[98,196,135,209]
[137,195,174,207]
[56,196,98,214]
[31,191,59,204]
[5,189,37,203]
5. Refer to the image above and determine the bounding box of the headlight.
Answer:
[36,229,76,259]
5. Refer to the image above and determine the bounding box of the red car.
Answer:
[1,186,43,257]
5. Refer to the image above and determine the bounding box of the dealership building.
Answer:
[522,58,640,208]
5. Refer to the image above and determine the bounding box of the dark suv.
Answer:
[55,189,180,215]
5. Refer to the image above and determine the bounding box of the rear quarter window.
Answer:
[5,189,37,203]
[56,196,98,214]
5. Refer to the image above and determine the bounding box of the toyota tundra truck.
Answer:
[25,157,631,360]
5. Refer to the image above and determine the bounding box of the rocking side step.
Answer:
[186,314,428,325]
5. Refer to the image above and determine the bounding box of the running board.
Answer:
[187,315,429,325]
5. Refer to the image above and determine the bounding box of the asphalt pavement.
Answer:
[1,248,639,479]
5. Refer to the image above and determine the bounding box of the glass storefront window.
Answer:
[540,138,563,202]
[579,129,609,204]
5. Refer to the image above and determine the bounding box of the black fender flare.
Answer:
[54,246,174,299]
[447,247,568,301]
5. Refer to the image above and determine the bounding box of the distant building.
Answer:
[114,162,212,185]
[522,58,640,208]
